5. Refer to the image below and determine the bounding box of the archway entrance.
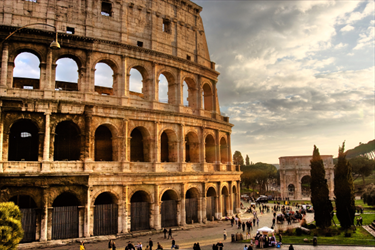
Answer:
[94,192,118,236]
[221,186,229,216]
[185,188,198,224]
[9,195,37,242]
[52,193,79,239]
[288,184,295,198]
[131,191,150,231]
[161,190,178,227]
[54,121,80,161]
[8,119,39,161]
[301,175,311,197]
[95,126,113,161]
[206,187,216,221]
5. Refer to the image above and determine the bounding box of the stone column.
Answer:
[227,133,233,166]
[0,44,9,88]
[215,195,220,220]
[201,183,207,223]
[154,185,161,229]
[41,112,51,172]
[84,108,93,172]
[180,124,185,171]
[118,55,126,97]
[197,75,203,112]
[154,122,160,165]
[295,170,300,200]
[121,119,129,171]
[237,181,241,213]
[0,112,3,172]
[215,129,220,168]
[180,183,186,226]
[122,185,129,233]
[43,49,53,90]
[176,69,182,106]
[39,187,48,241]
[177,200,182,226]
[84,187,90,237]
[229,182,233,216]
[200,127,205,164]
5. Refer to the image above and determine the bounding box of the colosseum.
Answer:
[0,0,241,243]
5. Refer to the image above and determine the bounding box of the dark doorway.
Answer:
[205,135,215,163]
[54,121,80,161]
[130,191,150,231]
[95,126,113,161]
[130,128,144,162]
[8,119,39,161]
[161,132,169,162]
[206,187,216,221]
[185,189,198,224]
[161,190,177,227]
[94,192,118,236]
[52,193,79,239]
[222,187,229,217]
[9,195,37,243]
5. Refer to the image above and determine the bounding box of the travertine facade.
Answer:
[279,155,334,200]
[0,0,241,243]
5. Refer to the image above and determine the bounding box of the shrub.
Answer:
[0,202,24,250]
[296,227,302,236]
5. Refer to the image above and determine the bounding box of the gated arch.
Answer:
[52,192,80,239]
[9,195,37,243]
[130,190,151,231]
[221,186,229,217]
[161,189,178,227]
[185,188,199,224]
[8,119,39,161]
[206,187,216,221]
[94,192,118,236]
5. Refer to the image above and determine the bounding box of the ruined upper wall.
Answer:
[0,0,211,68]
[279,155,334,170]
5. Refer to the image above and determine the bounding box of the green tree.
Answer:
[233,151,244,166]
[0,202,24,250]
[334,142,355,229]
[310,145,333,228]
[349,156,375,186]
[362,183,375,206]
[245,155,250,166]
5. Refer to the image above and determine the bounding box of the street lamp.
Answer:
[0,23,60,49]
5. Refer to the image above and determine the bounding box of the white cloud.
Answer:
[340,25,354,32]
[353,23,375,50]
[334,43,347,49]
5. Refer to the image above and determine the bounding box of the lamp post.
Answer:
[0,23,60,49]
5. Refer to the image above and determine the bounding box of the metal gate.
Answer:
[131,202,149,231]
[222,195,227,216]
[20,208,36,243]
[52,206,78,239]
[185,198,198,224]
[94,204,118,235]
[161,200,177,227]
[206,196,215,221]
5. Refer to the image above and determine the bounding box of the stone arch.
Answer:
[159,188,180,202]
[10,47,44,63]
[93,58,118,95]
[157,70,176,104]
[202,82,213,111]
[221,186,229,216]
[130,190,152,231]
[54,120,81,161]
[220,137,228,164]
[161,189,179,227]
[206,186,217,197]
[182,76,198,108]
[288,184,295,197]
[205,133,216,163]
[128,65,151,99]
[12,51,41,89]
[301,175,311,197]
[8,119,39,161]
[185,131,199,163]
[160,128,178,162]
[91,190,120,207]
[54,54,83,91]
[93,191,119,236]
[206,186,216,221]
[94,124,117,161]
[130,126,152,162]
[185,187,199,224]
[54,53,84,69]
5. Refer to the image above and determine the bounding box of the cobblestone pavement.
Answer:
[22,202,373,250]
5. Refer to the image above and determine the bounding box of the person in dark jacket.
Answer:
[171,238,175,249]
[149,238,154,250]
[163,228,168,239]
[108,240,113,249]
[288,244,294,250]
[168,229,173,239]
[216,242,223,250]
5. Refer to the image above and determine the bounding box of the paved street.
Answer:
[21,202,373,250]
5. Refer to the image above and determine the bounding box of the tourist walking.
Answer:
[163,228,168,238]
[168,228,173,239]
[171,238,175,249]
[242,222,245,232]
[112,241,117,250]
[108,240,113,250]
[223,229,227,240]
[149,238,154,250]
[216,242,224,250]
[80,241,85,250]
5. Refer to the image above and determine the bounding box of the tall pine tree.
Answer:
[334,142,355,229]
[246,155,250,166]
[310,145,333,228]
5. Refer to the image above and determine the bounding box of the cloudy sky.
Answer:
[195,0,374,163]
[14,0,374,164]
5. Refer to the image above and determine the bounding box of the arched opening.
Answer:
[95,62,114,95]
[158,74,168,103]
[13,52,40,89]
[160,130,177,162]
[161,190,178,227]
[203,83,213,111]
[9,195,37,243]
[130,127,151,162]
[184,78,197,108]
[205,134,215,163]
[55,58,79,91]
[232,186,237,213]
[52,192,80,239]
[130,191,150,231]
[8,119,39,161]
[221,186,229,217]
[288,184,295,198]
[206,187,216,221]
[220,137,227,164]
[301,175,311,197]
[129,68,143,96]
[94,192,118,236]
[185,188,199,224]
[182,81,189,106]
[54,121,81,161]
[95,125,113,161]
[185,132,199,163]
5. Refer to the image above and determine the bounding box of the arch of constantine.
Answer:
[279,155,334,200]
[0,0,241,243]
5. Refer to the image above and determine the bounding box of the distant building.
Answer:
[279,155,334,200]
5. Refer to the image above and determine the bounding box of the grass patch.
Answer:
[332,214,375,226]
